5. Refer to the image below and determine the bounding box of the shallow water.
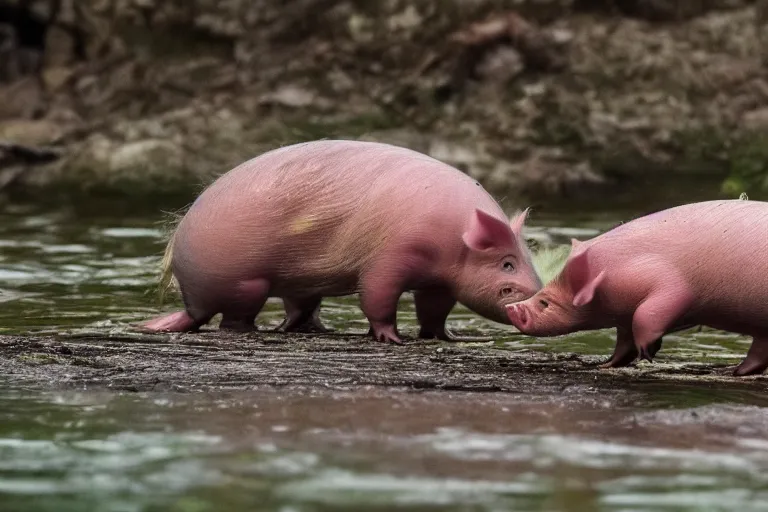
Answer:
[1,199,767,511]
[3,383,768,511]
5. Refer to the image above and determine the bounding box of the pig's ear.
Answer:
[572,271,606,307]
[570,238,582,251]
[566,249,606,307]
[509,208,530,237]
[463,209,515,252]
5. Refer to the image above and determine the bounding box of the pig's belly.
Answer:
[266,271,362,298]
[175,258,363,306]
[690,291,768,336]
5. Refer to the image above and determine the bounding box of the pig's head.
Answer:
[454,208,543,324]
[505,241,606,336]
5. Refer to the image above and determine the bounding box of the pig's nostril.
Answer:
[500,287,513,297]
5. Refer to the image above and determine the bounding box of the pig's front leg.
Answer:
[415,287,456,340]
[631,286,694,361]
[733,337,768,376]
[600,325,663,368]
[600,325,637,368]
[360,247,437,344]
[414,288,490,341]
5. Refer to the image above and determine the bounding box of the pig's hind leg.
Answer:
[137,285,216,333]
[218,278,270,332]
[733,337,768,376]
[279,296,332,333]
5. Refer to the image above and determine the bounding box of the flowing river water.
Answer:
[0,197,767,511]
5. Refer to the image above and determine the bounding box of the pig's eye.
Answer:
[539,299,549,308]
[502,261,515,272]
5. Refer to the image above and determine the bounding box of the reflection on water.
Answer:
[1,200,768,511]
[2,384,768,511]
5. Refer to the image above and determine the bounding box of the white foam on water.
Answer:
[276,469,544,507]
[99,228,163,238]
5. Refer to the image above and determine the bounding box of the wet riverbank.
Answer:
[3,329,768,394]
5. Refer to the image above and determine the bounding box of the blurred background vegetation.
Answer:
[1,0,767,209]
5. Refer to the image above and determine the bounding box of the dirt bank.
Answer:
[2,331,767,393]
[0,0,767,202]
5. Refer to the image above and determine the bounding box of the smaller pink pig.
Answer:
[505,199,768,376]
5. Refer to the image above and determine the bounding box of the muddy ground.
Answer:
[2,330,767,394]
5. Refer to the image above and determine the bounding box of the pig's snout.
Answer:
[506,303,530,331]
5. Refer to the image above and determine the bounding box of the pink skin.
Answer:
[139,140,542,343]
[506,199,768,376]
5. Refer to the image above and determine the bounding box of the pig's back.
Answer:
[594,200,768,262]
[588,200,768,323]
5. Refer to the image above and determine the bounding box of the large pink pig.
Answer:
[140,140,542,343]
[505,199,768,376]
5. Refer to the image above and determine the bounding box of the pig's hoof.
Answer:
[136,311,200,333]
[279,317,333,333]
[219,318,258,332]
[371,326,403,345]
[220,324,258,332]
[418,328,491,342]
[376,334,404,345]
[598,349,638,369]
[598,359,634,369]
[733,361,768,377]
[418,328,454,341]
[282,323,333,334]
[638,347,654,362]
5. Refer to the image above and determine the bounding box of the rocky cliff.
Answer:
[1,0,766,203]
